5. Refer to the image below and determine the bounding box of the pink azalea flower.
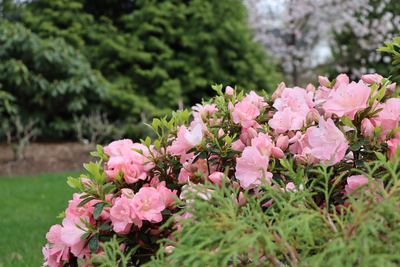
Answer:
[387,138,400,162]
[273,87,314,116]
[65,193,95,221]
[192,103,218,121]
[235,146,272,189]
[243,91,269,109]
[104,139,135,166]
[131,187,165,223]
[60,216,92,258]
[42,243,64,267]
[251,132,274,157]
[168,124,202,163]
[345,175,384,199]
[378,98,400,140]
[157,185,178,209]
[307,118,349,165]
[269,107,304,134]
[288,131,311,155]
[323,81,371,120]
[121,153,147,184]
[232,101,260,128]
[110,196,142,233]
[44,225,70,264]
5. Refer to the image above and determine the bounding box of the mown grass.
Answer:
[0,171,85,267]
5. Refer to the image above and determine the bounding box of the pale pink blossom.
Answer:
[110,196,142,233]
[275,134,289,151]
[104,139,135,166]
[131,187,165,223]
[288,131,311,155]
[243,91,268,109]
[192,103,218,121]
[232,101,260,128]
[332,74,350,89]
[323,81,371,120]
[231,139,245,151]
[387,138,400,162]
[60,216,91,258]
[208,172,229,186]
[307,118,348,165]
[378,98,400,140]
[345,175,384,199]
[42,243,64,267]
[65,193,95,221]
[251,132,274,157]
[168,124,202,163]
[269,107,304,134]
[45,225,70,264]
[157,185,178,209]
[273,87,314,116]
[121,153,147,184]
[240,127,258,146]
[235,146,272,189]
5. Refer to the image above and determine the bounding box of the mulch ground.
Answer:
[0,141,98,177]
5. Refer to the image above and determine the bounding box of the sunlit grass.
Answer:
[0,171,84,267]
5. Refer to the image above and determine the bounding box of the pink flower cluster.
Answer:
[43,72,398,266]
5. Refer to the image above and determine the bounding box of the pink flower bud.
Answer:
[225,86,234,96]
[238,192,247,207]
[318,76,331,87]
[121,188,135,199]
[232,181,240,189]
[361,118,375,141]
[271,146,285,159]
[361,74,383,85]
[306,108,320,124]
[287,131,295,139]
[81,178,95,190]
[294,154,308,165]
[208,172,228,186]
[165,245,174,255]
[150,176,160,187]
[228,102,234,112]
[306,83,315,93]
[323,111,332,120]
[386,83,396,97]
[271,82,286,102]
[240,127,258,146]
[275,134,289,151]
[333,74,350,89]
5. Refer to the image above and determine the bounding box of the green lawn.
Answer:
[0,171,85,267]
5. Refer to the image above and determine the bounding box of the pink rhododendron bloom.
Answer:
[231,139,245,151]
[387,138,400,162]
[361,73,383,85]
[45,225,70,264]
[110,196,142,233]
[232,101,260,128]
[378,98,400,140]
[157,185,178,209]
[345,175,384,198]
[307,118,348,165]
[269,107,304,134]
[131,187,165,223]
[273,87,314,116]
[243,91,268,109]
[251,132,274,157]
[168,124,202,163]
[288,131,311,155]
[121,153,147,184]
[332,74,350,89]
[61,216,91,258]
[323,81,371,120]
[65,193,95,221]
[192,103,218,121]
[43,243,64,267]
[236,146,272,189]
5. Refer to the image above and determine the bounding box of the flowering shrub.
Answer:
[42,41,400,267]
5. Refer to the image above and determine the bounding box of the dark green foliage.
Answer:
[0,19,108,137]
[21,0,281,117]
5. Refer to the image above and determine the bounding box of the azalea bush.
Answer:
[42,39,400,267]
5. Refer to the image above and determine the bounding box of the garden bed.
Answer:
[0,142,96,177]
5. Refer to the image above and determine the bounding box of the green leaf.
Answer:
[77,197,95,207]
[93,202,105,219]
[89,235,99,253]
[350,142,361,151]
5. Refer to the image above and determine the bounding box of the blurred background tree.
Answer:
[0,0,282,141]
